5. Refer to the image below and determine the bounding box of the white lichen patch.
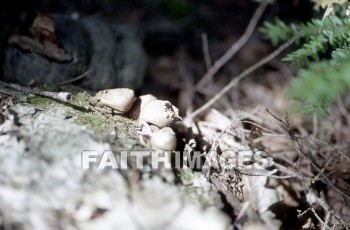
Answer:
[0,103,230,230]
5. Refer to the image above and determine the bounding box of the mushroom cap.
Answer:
[139,94,157,107]
[150,127,177,151]
[139,100,182,128]
[95,88,134,113]
[129,94,157,120]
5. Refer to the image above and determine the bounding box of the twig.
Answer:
[188,40,292,119]
[265,109,350,202]
[194,0,269,89]
[0,81,73,102]
[273,162,308,178]
[273,115,350,202]
[211,112,241,152]
[322,210,331,230]
[316,191,333,230]
[242,120,278,134]
[235,201,250,222]
[210,174,243,211]
[57,70,89,86]
[336,95,350,125]
[312,114,318,139]
[202,33,212,71]
[312,152,337,183]
[311,208,330,230]
[178,49,195,124]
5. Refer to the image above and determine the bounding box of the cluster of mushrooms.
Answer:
[90,88,182,151]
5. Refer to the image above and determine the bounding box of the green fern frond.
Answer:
[259,3,350,117]
[288,57,350,116]
[259,18,292,45]
[304,102,330,117]
[261,16,350,66]
[282,35,328,66]
[331,46,350,64]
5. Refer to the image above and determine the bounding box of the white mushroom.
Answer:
[139,100,182,128]
[150,127,177,151]
[139,94,157,106]
[129,94,157,120]
[95,88,134,114]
